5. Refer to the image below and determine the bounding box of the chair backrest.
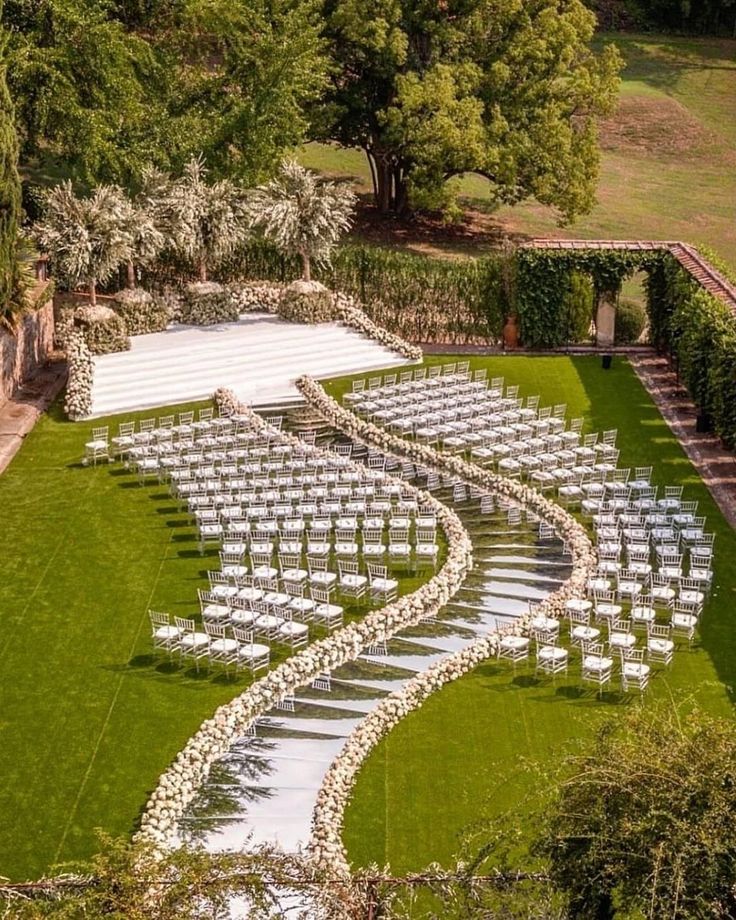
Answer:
[179,411,194,425]
[204,621,225,638]
[311,586,331,604]
[279,554,300,569]
[569,607,590,626]
[118,421,135,436]
[174,616,195,632]
[594,589,616,605]
[285,582,303,598]
[149,610,169,629]
[251,552,273,565]
[367,563,387,580]
[92,425,108,440]
[158,415,174,429]
[416,528,436,543]
[199,407,214,422]
[307,555,328,571]
[233,626,254,644]
[584,642,604,658]
[338,560,358,575]
[634,465,652,480]
[140,417,156,432]
[220,551,243,566]
[649,622,671,640]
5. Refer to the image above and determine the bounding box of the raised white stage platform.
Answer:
[89,313,413,418]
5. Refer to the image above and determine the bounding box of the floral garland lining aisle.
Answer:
[294,375,597,878]
[135,389,473,854]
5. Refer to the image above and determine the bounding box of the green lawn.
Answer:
[324,356,736,872]
[0,398,434,882]
[3,354,736,881]
[300,33,736,267]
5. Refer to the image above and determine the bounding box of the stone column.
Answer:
[595,288,617,348]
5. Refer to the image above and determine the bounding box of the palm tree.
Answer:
[247,160,356,281]
[161,156,249,282]
[33,181,134,305]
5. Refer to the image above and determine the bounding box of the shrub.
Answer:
[561,271,594,343]
[277,281,337,324]
[73,304,130,355]
[614,298,647,344]
[111,288,170,336]
[217,241,508,344]
[178,281,239,325]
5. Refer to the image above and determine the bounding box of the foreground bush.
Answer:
[537,703,736,919]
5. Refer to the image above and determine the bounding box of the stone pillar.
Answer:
[595,288,617,348]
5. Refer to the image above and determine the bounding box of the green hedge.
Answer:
[219,242,509,345]
[650,254,736,448]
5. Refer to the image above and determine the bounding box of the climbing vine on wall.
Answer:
[515,248,664,347]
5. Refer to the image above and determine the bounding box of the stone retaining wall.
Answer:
[0,285,55,404]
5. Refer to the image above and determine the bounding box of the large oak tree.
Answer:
[320,0,622,220]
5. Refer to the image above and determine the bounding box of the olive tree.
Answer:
[247,160,356,281]
[158,155,250,282]
[32,181,134,305]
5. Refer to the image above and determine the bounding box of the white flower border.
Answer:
[295,375,597,876]
[134,388,473,854]
[228,281,423,361]
[64,328,94,421]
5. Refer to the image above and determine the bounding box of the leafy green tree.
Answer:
[4,0,167,184]
[536,703,736,919]
[320,0,621,219]
[0,0,23,328]
[166,0,330,183]
[32,181,134,304]
[248,160,355,280]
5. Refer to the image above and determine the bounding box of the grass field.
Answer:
[299,34,736,267]
[0,399,432,882]
[323,356,736,873]
[3,354,735,882]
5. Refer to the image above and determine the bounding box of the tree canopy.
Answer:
[32,181,134,303]
[320,0,622,219]
[168,0,330,184]
[536,703,736,919]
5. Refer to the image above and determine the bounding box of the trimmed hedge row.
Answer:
[214,242,510,345]
[648,253,736,449]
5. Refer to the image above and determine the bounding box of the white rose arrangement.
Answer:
[64,328,94,420]
[135,389,473,854]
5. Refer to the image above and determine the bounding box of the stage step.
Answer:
[88,313,413,418]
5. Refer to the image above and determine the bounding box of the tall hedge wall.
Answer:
[218,242,510,345]
[647,252,736,449]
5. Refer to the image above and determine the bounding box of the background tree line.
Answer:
[586,0,736,35]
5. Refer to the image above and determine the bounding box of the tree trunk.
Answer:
[393,167,410,217]
[198,260,208,282]
[300,251,311,281]
[374,157,393,214]
[88,278,97,307]
[126,260,136,289]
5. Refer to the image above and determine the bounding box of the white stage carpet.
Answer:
[89,313,412,418]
